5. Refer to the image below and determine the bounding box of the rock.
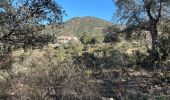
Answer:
[128,69,151,77]
[102,97,114,100]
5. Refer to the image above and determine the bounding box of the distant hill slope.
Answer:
[41,16,114,38]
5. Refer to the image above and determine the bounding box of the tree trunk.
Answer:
[150,20,158,51]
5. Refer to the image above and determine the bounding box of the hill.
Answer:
[41,16,114,38]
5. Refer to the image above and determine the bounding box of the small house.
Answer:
[57,36,78,44]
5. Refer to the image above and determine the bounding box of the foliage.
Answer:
[81,33,105,45]
[54,46,65,62]
[85,69,93,78]
[132,35,170,70]
[1,0,170,99]
[7,51,100,99]
[68,41,83,56]
[114,0,170,51]
[43,17,113,38]
[0,1,64,98]
[0,0,64,53]
[91,34,104,44]
[113,0,169,26]
[80,33,92,44]
[104,33,120,43]
[103,26,122,43]
[54,41,84,63]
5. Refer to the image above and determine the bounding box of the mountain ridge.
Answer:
[41,16,115,38]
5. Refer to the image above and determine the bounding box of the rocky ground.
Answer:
[93,68,170,99]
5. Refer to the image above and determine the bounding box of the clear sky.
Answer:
[57,0,116,22]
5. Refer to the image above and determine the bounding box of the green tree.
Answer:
[0,0,64,53]
[103,26,121,43]
[80,33,92,44]
[113,0,170,51]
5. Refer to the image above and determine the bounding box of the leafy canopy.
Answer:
[114,0,170,27]
[0,0,64,52]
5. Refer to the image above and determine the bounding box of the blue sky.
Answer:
[57,0,116,22]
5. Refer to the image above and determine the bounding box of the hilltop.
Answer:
[41,16,114,38]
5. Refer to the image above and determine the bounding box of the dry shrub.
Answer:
[7,53,100,100]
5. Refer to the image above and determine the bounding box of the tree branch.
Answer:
[143,0,154,20]
[156,0,162,22]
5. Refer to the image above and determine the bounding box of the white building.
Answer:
[57,36,78,44]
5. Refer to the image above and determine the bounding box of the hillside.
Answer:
[41,16,114,38]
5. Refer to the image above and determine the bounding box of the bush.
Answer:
[6,51,100,99]
[103,26,121,43]
[80,33,92,44]
[104,32,120,43]
[132,51,150,69]
[68,41,83,56]
[91,34,104,44]
[132,35,170,70]
[54,46,65,62]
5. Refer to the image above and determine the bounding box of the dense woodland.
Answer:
[0,0,170,100]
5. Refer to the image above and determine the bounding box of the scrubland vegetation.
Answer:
[0,0,170,100]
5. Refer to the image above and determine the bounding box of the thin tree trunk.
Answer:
[150,20,158,51]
